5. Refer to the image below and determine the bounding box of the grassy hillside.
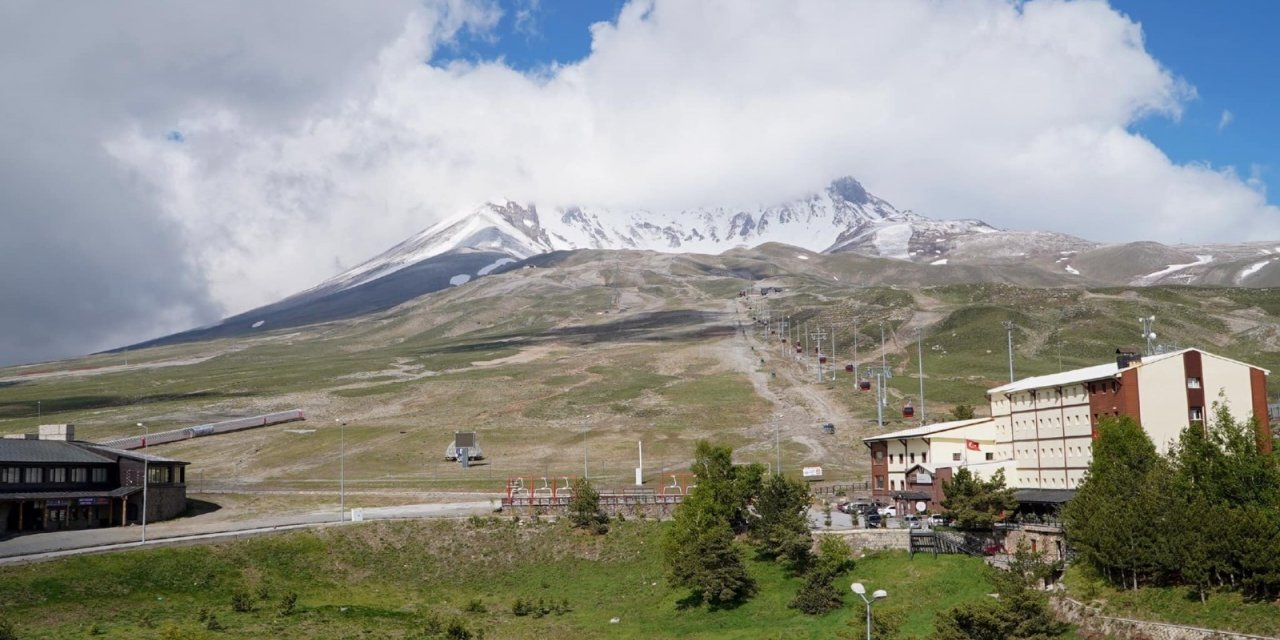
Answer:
[3,248,1280,502]
[0,520,1006,640]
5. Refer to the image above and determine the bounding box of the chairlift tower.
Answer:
[809,329,828,383]
[863,365,893,428]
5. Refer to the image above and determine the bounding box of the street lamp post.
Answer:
[1002,321,1015,383]
[583,415,591,479]
[335,420,346,521]
[137,422,148,543]
[851,582,888,640]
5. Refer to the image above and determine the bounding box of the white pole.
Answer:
[137,422,148,543]
[917,328,925,424]
[636,441,643,486]
[335,420,346,522]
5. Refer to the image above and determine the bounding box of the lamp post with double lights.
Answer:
[851,582,888,640]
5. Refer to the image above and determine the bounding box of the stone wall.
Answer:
[819,528,910,553]
[1052,597,1275,640]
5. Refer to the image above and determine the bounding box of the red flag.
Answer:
[965,439,980,451]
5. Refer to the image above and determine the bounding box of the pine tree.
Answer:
[749,473,813,572]
[567,477,608,534]
[940,467,1017,530]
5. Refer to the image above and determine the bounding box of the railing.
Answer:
[812,482,870,496]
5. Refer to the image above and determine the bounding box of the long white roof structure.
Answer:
[861,417,993,443]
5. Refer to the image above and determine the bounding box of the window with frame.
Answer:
[70,468,87,483]
[874,450,884,461]
[921,452,927,463]
[1187,377,1201,389]
[23,467,42,483]
[985,452,994,461]
[952,452,961,461]
[91,468,107,483]
[1189,406,1204,422]
[909,453,916,464]
[0,467,18,483]
[47,468,66,483]
[875,475,885,489]
[148,466,171,484]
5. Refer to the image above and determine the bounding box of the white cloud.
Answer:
[1219,109,1234,132]
[30,0,1280,338]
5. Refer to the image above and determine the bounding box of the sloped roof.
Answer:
[985,348,1267,396]
[862,418,993,444]
[0,440,114,464]
[81,445,188,465]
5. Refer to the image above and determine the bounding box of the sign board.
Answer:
[801,466,823,479]
[915,472,932,484]
[915,501,927,513]
[46,499,68,507]
[454,431,476,448]
[78,497,96,506]
[350,508,365,522]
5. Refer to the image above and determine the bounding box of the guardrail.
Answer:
[99,410,306,449]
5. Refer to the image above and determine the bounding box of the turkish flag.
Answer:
[965,440,980,451]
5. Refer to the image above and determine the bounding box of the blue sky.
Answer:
[442,0,1279,206]
[1111,0,1279,195]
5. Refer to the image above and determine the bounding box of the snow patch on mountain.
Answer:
[477,258,516,276]
[1132,255,1215,286]
[449,274,471,286]
[1237,259,1275,283]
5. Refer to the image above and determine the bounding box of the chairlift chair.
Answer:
[845,364,854,373]
[902,403,915,418]
[859,380,872,391]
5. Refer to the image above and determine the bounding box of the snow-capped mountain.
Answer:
[321,177,1005,292]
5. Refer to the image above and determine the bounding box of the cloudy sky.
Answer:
[2,0,1278,366]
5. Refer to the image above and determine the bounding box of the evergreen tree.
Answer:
[1063,416,1172,590]
[789,536,855,615]
[940,468,1017,530]
[567,477,608,534]
[749,473,813,572]
[936,543,1066,640]
[664,441,759,608]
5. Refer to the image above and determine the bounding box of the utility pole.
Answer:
[774,414,782,475]
[916,328,925,424]
[804,320,809,357]
[852,318,858,379]
[1003,321,1015,382]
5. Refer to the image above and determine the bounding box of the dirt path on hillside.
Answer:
[720,299,856,471]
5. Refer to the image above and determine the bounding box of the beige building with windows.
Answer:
[865,347,1270,506]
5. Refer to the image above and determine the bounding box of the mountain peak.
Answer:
[827,176,871,205]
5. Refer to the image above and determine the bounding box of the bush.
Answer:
[278,591,298,616]
[205,615,224,631]
[463,598,486,614]
[0,618,16,640]
[790,536,856,615]
[230,588,254,613]
[256,584,271,600]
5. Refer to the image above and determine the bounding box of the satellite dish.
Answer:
[915,501,927,513]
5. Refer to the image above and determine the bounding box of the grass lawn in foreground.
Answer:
[0,520,1005,639]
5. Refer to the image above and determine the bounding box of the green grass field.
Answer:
[0,520,1006,640]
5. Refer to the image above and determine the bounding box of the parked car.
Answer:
[982,542,1004,556]
[928,514,948,527]
[903,515,922,529]
[864,511,882,528]
[878,505,897,517]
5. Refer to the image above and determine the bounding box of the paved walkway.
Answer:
[0,498,498,565]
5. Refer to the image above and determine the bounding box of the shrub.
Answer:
[256,584,271,600]
[230,588,254,613]
[0,618,16,640]
[205,615,224,631]
[278,591,298,616]
[463,598,486,614]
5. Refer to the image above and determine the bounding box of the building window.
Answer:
[909,453,916,464]
[23,467,42,483]
[47,468,66,483]
[91,468,107,483]
[71,468,87,483]
[1187,377,1201,389]
[985,452,994,461]
[148,466,171,484]
[1190,406,1204,422]
[921,452,927,463]
[874,451,884,461]
[0,467,18,483]
[952,453,961,461]
[875,475,885,490]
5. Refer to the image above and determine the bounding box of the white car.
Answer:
[878,506,897,517]
[928,514,948,527]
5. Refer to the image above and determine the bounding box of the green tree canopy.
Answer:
[749,473,813,572]
[940,467,1017,530]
